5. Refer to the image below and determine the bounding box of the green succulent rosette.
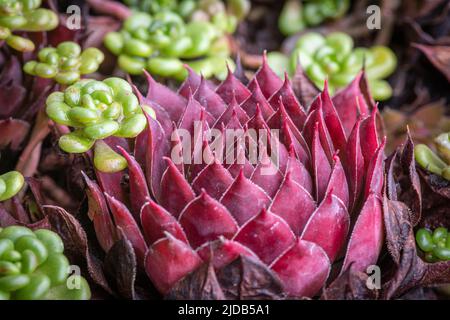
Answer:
[124,0,249,31]
[278,0,349,36]
[268,32,397,101]
[0,226,91,300]
[104,2,242,80]
[0,171,24,201]
[415,132,450,181]
[416,227,450,263]
[0,0,58,52]
[45,77,147,154]
[23,42,105,85]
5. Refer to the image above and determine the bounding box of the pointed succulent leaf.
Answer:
[197,238,259,269]
[301,192,349,261]
[179,191,238,249]
[194,77,227,119]
[105,194,147,267]
[233,209,296,265]
[145,234,203,295]
[220,170,270,225]
[270,172,316,235]
[191,160,234,200]
[160,158,195,218]
[215,67,251,104]
[342,193,383,273]
[249,54,283,99]
[271,239,330,298]
[140,200,188,245]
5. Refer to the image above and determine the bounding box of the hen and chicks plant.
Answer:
[45,77,147,154]
[104,0,249,79]
[0,0,58,52]
[268,32,397,100]
[0,226,91,300]
[80,60,385,298]
[23,41,105,85]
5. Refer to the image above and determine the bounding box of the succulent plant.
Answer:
[83,59,385,298]
[0,0,58,52]
[124,0,250,26]
[267,32,397,100]
[416,227,450,263]
[0,171,24,201]
[23,42,105,85]
[415,132,450,181]
[0,225,91,300]
[45,77,148,154]
[278,0,349,36]
[103,0,247,80]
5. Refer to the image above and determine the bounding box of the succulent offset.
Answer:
[268,32,397,100]
[103,0,250,79]
[279,0,349,36]
[83,60,385,298]
[0,226,91,300]
[0,171,24,201]
[0,0,58,52]
[416,227,450,263]
[45,77,147,154]
[124,0,249,28]
[415,132,450,181]
[23,42,105,85]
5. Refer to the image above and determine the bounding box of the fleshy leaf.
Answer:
[364,138,386,199]
[233,209,296,265]
[194,77,227,119]
[191,160,234,200]
[145,234,203,294]
[240,80,275,119]
[270,172,316,235]
[342,193,383,273]
[140,200,188,245]
[326,155,349,208]
[82,172,118,253]
[301,192,349,262]
[197,238,259,269]
[144,70,186,122]
[271,239,330,298]
[216,67,251,104]
[346,119,365,211]
[105,194,147,267]
[311,122,332,202]
[179,191,238,249]
[220,171,270,225]
[332,72,372,136]
[159,157,195,218]
[268,73,307,129]
[248,54,283,98]
[118,146,150,219]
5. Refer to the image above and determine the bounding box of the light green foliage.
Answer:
[0,171,24,201]
[105,0,249,80]
[0,226,91,300]
[415,132,450,181]
[278,0,349,36]
[267,32,397,101]
[23,42,104,85]
[416,227,450,263]
[45,77,151,154]
[0,0,58,52]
